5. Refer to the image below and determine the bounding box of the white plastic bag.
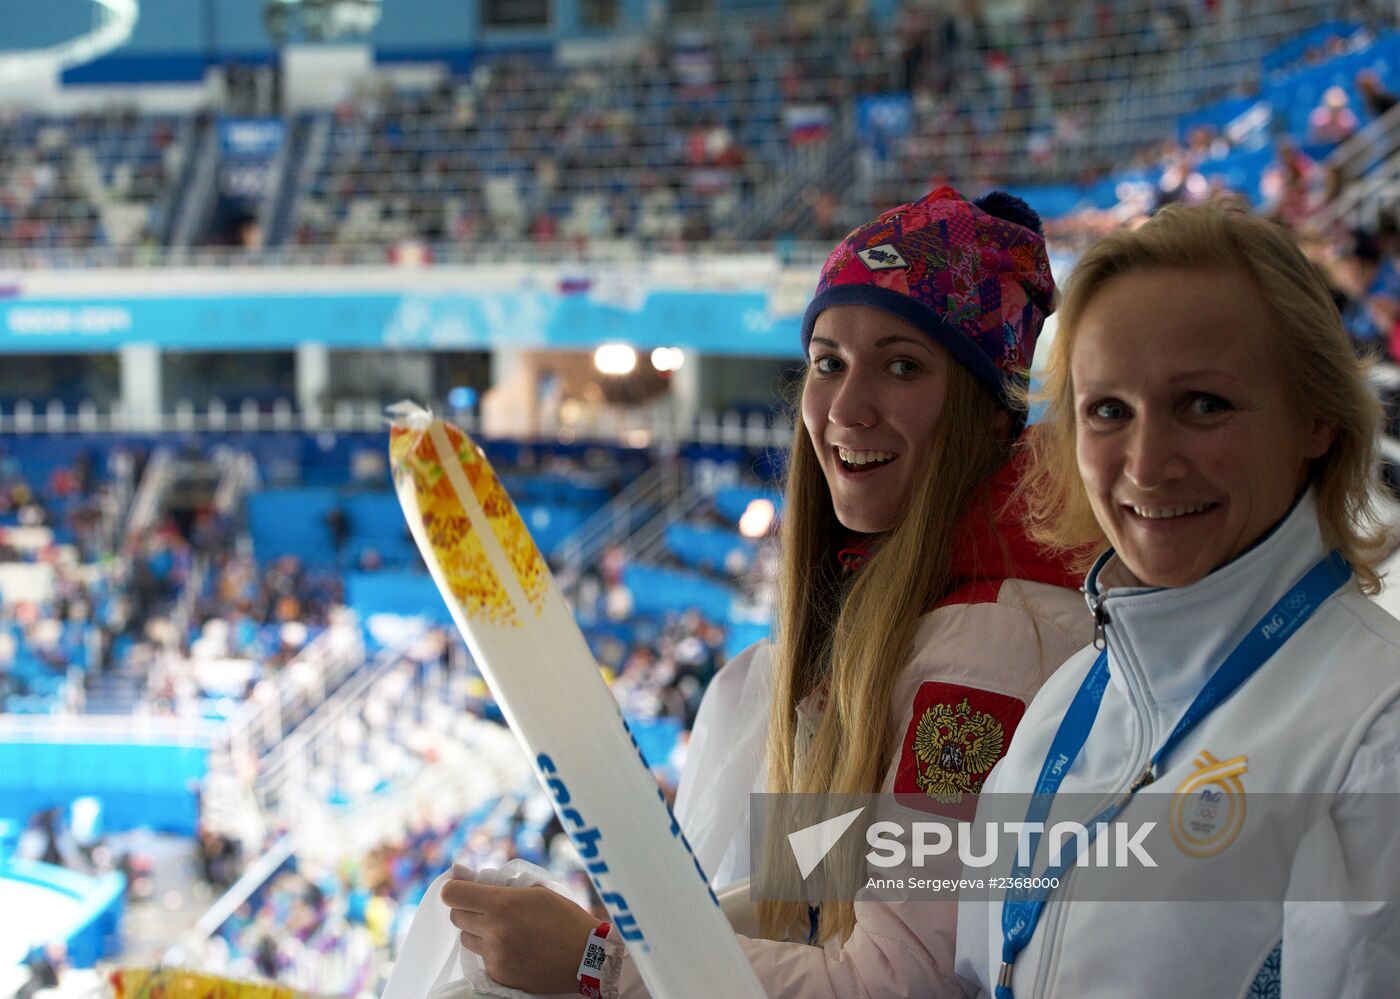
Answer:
[382,860,571,999]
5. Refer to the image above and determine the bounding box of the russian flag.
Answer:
[784,103,833,145]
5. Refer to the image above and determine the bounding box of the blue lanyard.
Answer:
[995,550,1351,999]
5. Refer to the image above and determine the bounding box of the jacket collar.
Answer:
[1085,490,1332,709]
[836,445,1085,598]
[944,445,1087,598]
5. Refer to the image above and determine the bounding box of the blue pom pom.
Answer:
[974,191,1043,235]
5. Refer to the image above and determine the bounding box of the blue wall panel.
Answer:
[0,742,207,835]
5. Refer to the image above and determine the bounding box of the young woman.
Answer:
[444,186,1093,996]
[955,201,1400,997]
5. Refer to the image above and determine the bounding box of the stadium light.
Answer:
[263,0,383,43]
[739,498,775,538]
[447,386,478,410]
[650,347,686,372]
[594,344,637,375]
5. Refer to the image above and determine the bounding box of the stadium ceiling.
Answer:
[0,0,138,83]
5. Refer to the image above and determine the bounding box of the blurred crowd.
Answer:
[288,0,1296,251]
[0,446,134,711]
[0,427,765,991]
[205,788,610,995]
[0,108,185,252]
[7,0,1379,257]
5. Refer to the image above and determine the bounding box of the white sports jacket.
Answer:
[599,452,1094,998]
[955,492,1400,999]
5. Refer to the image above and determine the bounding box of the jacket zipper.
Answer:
[1087,588,1109,650]
[1033,596,1157,997]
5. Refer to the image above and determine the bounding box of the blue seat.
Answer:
[664,522,756,573]
[247,488,340,564]
[621,563,737,622]
[346,570,453,625]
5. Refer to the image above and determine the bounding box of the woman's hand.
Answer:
[441,876,601,994]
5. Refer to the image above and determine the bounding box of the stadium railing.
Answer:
[217,609,365,766]
[0,400,799,450]
[553,456,688,592]
[1312,102,1400,229]
[0,238,836,269]
[120,445,174,547]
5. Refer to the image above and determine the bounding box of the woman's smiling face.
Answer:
[1071,267,1336,587]
[801,304,951,534]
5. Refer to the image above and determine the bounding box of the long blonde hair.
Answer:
[759,360,1013,943]
[1018,200,1390,592]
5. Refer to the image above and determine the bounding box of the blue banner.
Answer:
[218,117,285,206]
[857,94,914,162]
[218,117,285,158]
[0,290,804,357]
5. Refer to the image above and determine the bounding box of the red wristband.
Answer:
[577,921,611,998]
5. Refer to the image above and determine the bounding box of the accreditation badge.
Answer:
[1170,750,1249,858]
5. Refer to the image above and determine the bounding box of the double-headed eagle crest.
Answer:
[911,696,1005,803]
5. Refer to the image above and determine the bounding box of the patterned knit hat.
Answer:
[800,186,1056,408]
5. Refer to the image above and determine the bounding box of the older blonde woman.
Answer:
[956,201,1400,998]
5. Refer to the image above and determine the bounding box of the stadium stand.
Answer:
[0,0,1386,264]
[0,110,192,251]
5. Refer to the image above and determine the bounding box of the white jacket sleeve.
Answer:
[1282,695,1400,999]
[672,640,772,888]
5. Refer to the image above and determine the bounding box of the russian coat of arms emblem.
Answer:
[911,696,1006,803]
